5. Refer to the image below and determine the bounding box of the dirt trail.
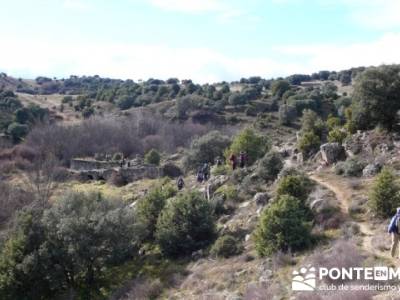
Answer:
[309,173,395,263]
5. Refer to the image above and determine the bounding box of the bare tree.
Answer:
[24,154,59,208]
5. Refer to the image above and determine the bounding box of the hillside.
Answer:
[1,65,400,300]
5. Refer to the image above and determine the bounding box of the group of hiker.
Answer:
[229,151,248,170]
[176,151,248,191]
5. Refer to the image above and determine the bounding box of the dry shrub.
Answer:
[0,144,37,162]
[26,114,208,165]
[321,290,375,300]
[108,171,128,187]
[244,282,284,300]
[308,240,364,284]
[272,250,296,270]
[296,291,374,300]
[341,222,360,239]
[110,278,163,300]
[0,182,32,225]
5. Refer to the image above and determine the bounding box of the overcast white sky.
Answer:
[1,0,400,83]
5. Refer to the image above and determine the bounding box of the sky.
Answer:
[0,0,400,83]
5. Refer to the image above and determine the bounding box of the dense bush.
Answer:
[210,235,243,258]
[271,80,290,98]
[257,151,284,181]
[183,131,231,171]
[335,157,366,177]
[144,149,161,165]
[351,65,400,131]
[254,195,313,256]
[298,131,320,158]
[7,122,29,142]
[0,192,143,299]
[369,168,400,217]
[278,104,297,126]
[276,174,313,202]
[227,128,270,165]
[155,191,215,257]
[136,185,176,241]
[328,127,347,144]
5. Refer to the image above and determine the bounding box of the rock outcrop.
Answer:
[320,143,346,165]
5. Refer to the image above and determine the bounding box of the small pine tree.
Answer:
[276,174,314,203]
[254,195,313,256]
[369,168,400,217]
[155,191,215,257]
[144,149,161,165]
[227,128,270,165]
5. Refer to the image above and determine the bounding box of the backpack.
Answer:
[396,216,400,234]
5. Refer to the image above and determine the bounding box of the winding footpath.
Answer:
[309,173,395,264]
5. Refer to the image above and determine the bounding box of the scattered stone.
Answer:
[253,192,269,206]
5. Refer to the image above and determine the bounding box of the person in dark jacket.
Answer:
[202,163,210,181]
[239,151,247,168]
[177,176,185,190]
[229,153,237,171]
[388,207,400,258]
[196,168,204,183]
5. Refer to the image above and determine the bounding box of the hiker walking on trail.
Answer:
[229,153,237,171]
[196,168,204,183]
[388,207,400,258]
[177,176,185,190]
[202,163,210,181]
[239,151,247,168]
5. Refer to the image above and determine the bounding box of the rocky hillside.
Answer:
[1,65,400,300]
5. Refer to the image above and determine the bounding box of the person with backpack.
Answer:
[202,163,210,181]
[229,153,237,171]
[196,168,204,183]
[388,207,400,258]
[177,176,185,190]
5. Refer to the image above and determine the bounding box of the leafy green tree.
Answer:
[7,122,29,142]
[210,235,243,258]
[326,115,341,131]
[136,186,176,241]
[257,151,284,181]
[254,195,313,256]
[155,191,215,257]
[116,95,135,110]
[369,168,400,217]
[276,174,313,203]
[228,128,270,165]
[300,109,325,138]
[271,80,290,98]
[0,209,55,300]
[298,131,320,158]
[183,131,231,170]
[0,192,144,299]
[176,96,192,119]
[351,65,400,131]
[228,92,246,106]
[144,149,161,165]
[328,127,347,144]
[14,108,31,124]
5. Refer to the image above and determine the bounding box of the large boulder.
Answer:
[208,175,229,194]
[362,163,382,177]
[320,143,346,165]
